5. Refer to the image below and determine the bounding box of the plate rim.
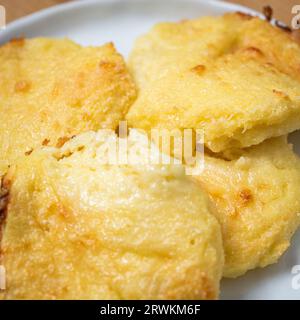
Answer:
[1,0,261,40]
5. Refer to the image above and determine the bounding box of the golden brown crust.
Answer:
[0,38,136,177]
[127,13,300,152]
[235,11,254,20]
[193,137,300,277]
[0,131,223,299]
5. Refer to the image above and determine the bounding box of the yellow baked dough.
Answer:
[127,13,300,152]
[0,131,223,299]
[193,137,300,277]
[0,38,136,176]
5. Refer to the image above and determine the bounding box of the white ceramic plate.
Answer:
[1,0,299,300]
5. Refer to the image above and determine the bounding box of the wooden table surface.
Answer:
[0,0,299,26]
